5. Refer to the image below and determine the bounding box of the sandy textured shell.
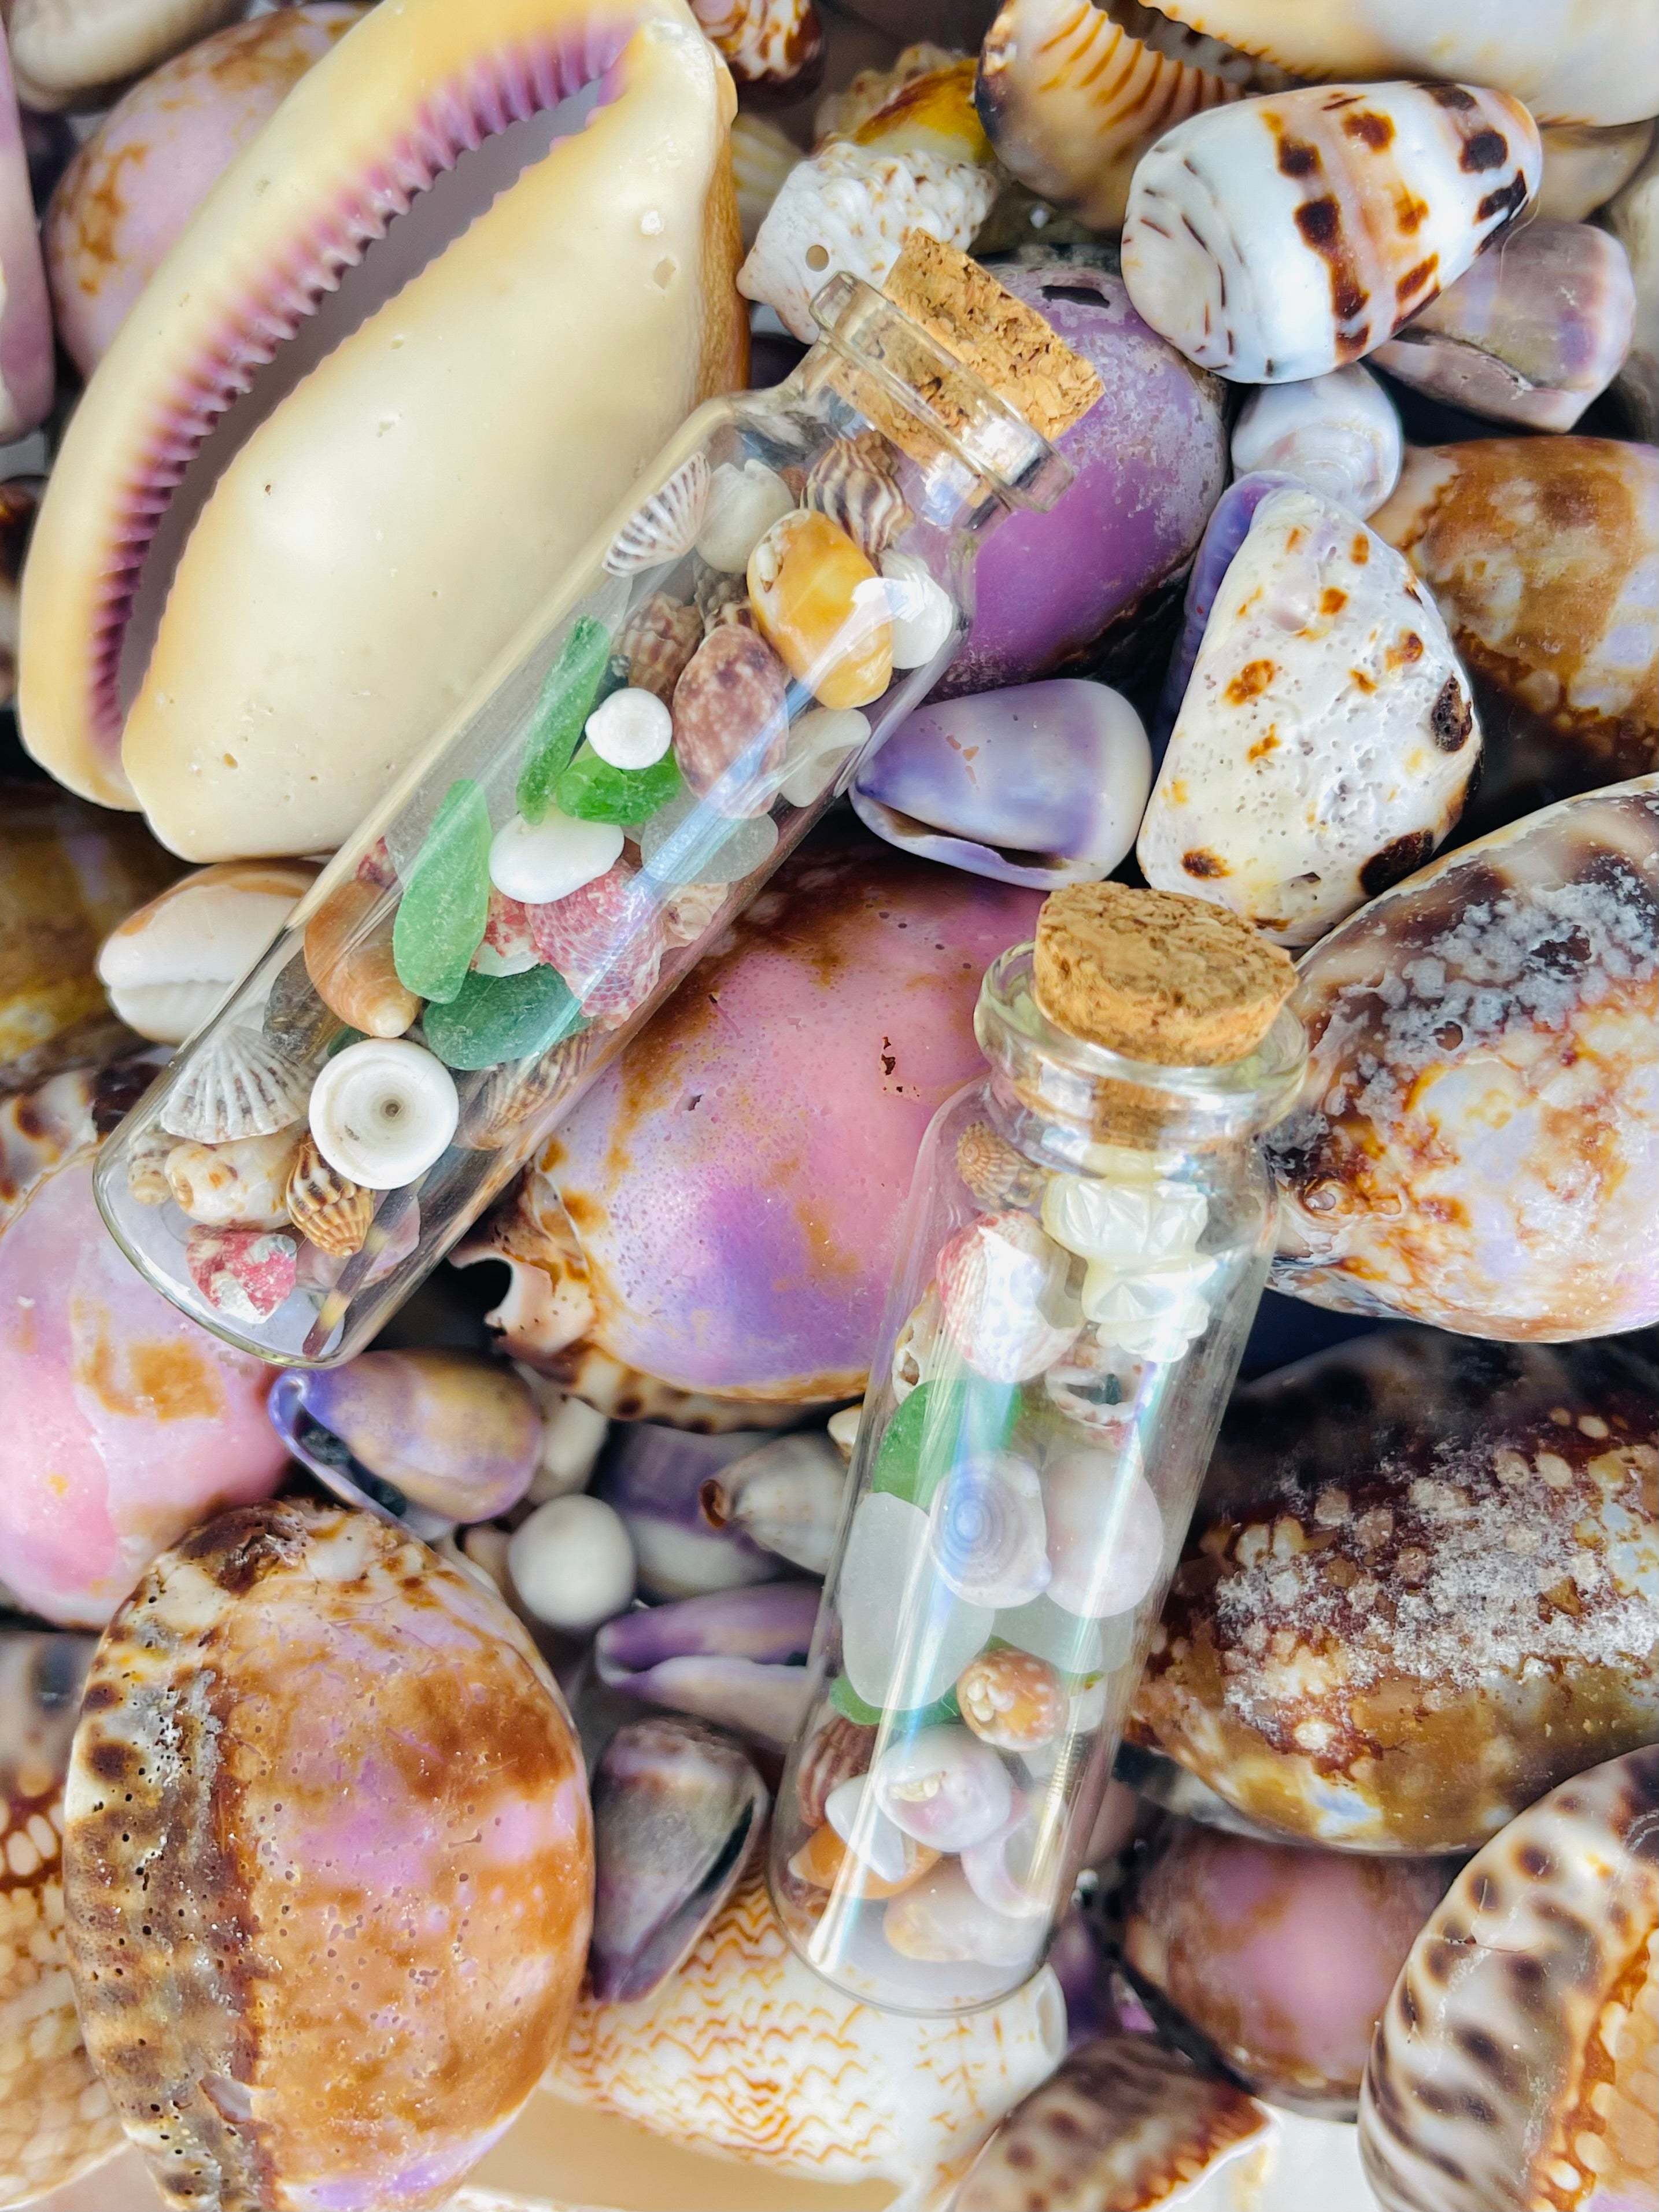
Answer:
[617,589,704,704]
[1145,0,1659,128]
[1121,82,1542,383]
[63,1500,593,2212]
[803,431,911,560]
[159,1020,308,1142]
[550,1870,1065,2198]
[1132,1330,1659,1852]
[604,453,710,577]
[1370,439,1658,839]
[1360,1746,1659,2211]
[689,0,821,93]
[0,1632,123,2207]
[1138,483,1478,946]
[284,1129,372,1254]
[1372,220,1637,431]
[977,0,1281,231]
[1266,775,1659,1338]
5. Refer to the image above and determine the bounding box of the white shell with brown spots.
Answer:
[1266,774,1659,1338]
[1360,1745,1659,2211]
[1130,1330,1658,1853]
[1137,485,1478,946]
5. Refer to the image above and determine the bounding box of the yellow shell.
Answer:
[748,510,893,711]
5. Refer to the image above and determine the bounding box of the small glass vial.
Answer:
[770,885,1307,2014]
[93,238,1101,1364]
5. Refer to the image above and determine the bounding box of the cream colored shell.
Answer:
[95,860,319,1043]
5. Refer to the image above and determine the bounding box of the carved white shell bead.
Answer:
[308,1037,459,1191]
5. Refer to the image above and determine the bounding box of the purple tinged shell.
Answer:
[1151,470,1299,753]
[1372,220,1638,431]
[851,678,1151,887]
[596,1423,790,1597]
[593,1581,821,1749]
[932,252,1227,699]
[0,40,53,439]
[589,1715,767,2003]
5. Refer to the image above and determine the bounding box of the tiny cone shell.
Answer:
[285,1132,373,1256]
[304,876,420,1038]
[748,509,893,711]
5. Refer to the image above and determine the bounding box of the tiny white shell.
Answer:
[160,1022,309,1143]
[873,1726,1014,1853]
[696,459,796,573]
[585,687,673,770]
[508,1493,636,1634]
[307,1037,459,1191]
[778,707,870,807]
[489,810,625,905]
[96,861,319,1046]
[882,552,958,669]
[1231,365,1402,518]
[825,1774,918,1885]
[604,453,711,575]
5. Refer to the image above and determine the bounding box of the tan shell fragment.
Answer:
[618,589,704,703]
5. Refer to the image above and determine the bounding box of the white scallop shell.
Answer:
[307,1036,459,1191]
[1230,365,1402,518]
[603,453,711,577]
[160,1022,309,1143]
[729,114,802,254]
[1122,82,1543,383]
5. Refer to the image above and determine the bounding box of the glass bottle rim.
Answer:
[809,272,1074,514]
[975,943,1309,1143]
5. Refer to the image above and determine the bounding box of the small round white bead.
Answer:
[585,686,673,770]
[489,809,623,905]
[508,1494,637,1634]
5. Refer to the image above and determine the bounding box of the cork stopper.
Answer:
[879,231,1103,444]
[1032,884,1296,1068]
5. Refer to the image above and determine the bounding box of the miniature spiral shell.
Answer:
[307,1037,459,1191]
[930,1449,1052,1608]
[803,433,911,562]
[284,1132,373,1256]
[619,591,705,704]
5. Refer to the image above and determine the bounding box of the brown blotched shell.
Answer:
[691,0,823,94]
[1360,1745,1659,2212]
[0,1632,122,2207]
[802,431,911,562]
[618,589,704,705]
[671,622,792,819]
[63,1500,593,2212]
[1131,1330,1659,1853]
[694,566,755,634]
[1268,776,1659,1339]
[284,1130,372,1255]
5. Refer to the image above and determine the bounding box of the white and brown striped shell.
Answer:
[1266,775,1659,1338]
[955,1118,1045,1209]
[1360,1745,1659,2211]
[802,431,911,561]
[604,453,711,577]
[618,589,704,704]
[977,0,1287,232]
[284,1131,372,1255]
[1122,81,1542,382]
[1131,1330,1659,1853]
[159,1020,309,1143]
[690,0,822,94]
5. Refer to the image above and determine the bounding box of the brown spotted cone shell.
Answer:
[619,589,704,704]
[302,874,419,1039]
[62,1500,593,2212]
[955,1119,1044,1209]
[795,1710,877,1830]
[284,1131,372,1255]
[803,432,911,562]
[1360,1745,1659,2212]
[671,623,791,819]
[955,2033,1270,2211]
[0,1633,123,2207]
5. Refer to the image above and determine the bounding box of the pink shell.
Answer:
[529,861,665,1027]
[186,1225,299,1321]
[936,1209,1080,1384]
[481,887,534,965]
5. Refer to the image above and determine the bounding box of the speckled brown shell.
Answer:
[0,1633,121,2207]
[618,589,704,704]
[1360,1745,1659,2212]
[671,622,792,819]
[62,1500,593,2212]
[955,1118,1044,1209]
[1267,776,1659,1339]
[690,0,822,94]
[1130,1330,1659,1853]
[954,2032,1271,2211]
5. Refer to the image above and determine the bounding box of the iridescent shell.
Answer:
[549,1870,1065,2203]
[64,1501,593,2212]
[1372,220,1636,431]
[604,453,711,577]
[0,1631,123,2207]
[1122,82,1542,383]
[977,0,1283,231]
[1266,776,1659,1337]
[689,0,822,95]
[1131,1330,1659,1852]
[1370,440,1658,838]
[1360,1746,1659,2211]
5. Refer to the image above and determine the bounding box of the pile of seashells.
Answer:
[0,0,1654,2206]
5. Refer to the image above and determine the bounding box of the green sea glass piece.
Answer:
[555,742,682,828]
[392,778,493,1004]
[871,1379,1018,1510]
[828,1676,961,1728]
[516,618,614,824]
[422,965,584,1072]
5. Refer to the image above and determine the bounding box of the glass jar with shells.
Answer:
[770,888,1307,2014]
[93,237,1100,1364]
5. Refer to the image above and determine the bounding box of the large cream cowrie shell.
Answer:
[308,1037,458,1191]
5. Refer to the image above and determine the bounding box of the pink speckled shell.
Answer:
[0,1151,286,1626]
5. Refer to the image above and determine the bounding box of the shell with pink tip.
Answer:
[936,1208,1081,1384]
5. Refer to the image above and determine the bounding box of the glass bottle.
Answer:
[93,266,1077,1364]
[768,939,1306,2014]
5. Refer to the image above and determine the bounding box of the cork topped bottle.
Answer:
[769,884,1308,2014]
[92,237,1100,1365]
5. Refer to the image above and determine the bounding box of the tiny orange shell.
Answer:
[958,1646,1066,1751]
[284,1132,372,1256]
[303,877,419,1039]
[748,509,893,711]
[788,1822,938,1899]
